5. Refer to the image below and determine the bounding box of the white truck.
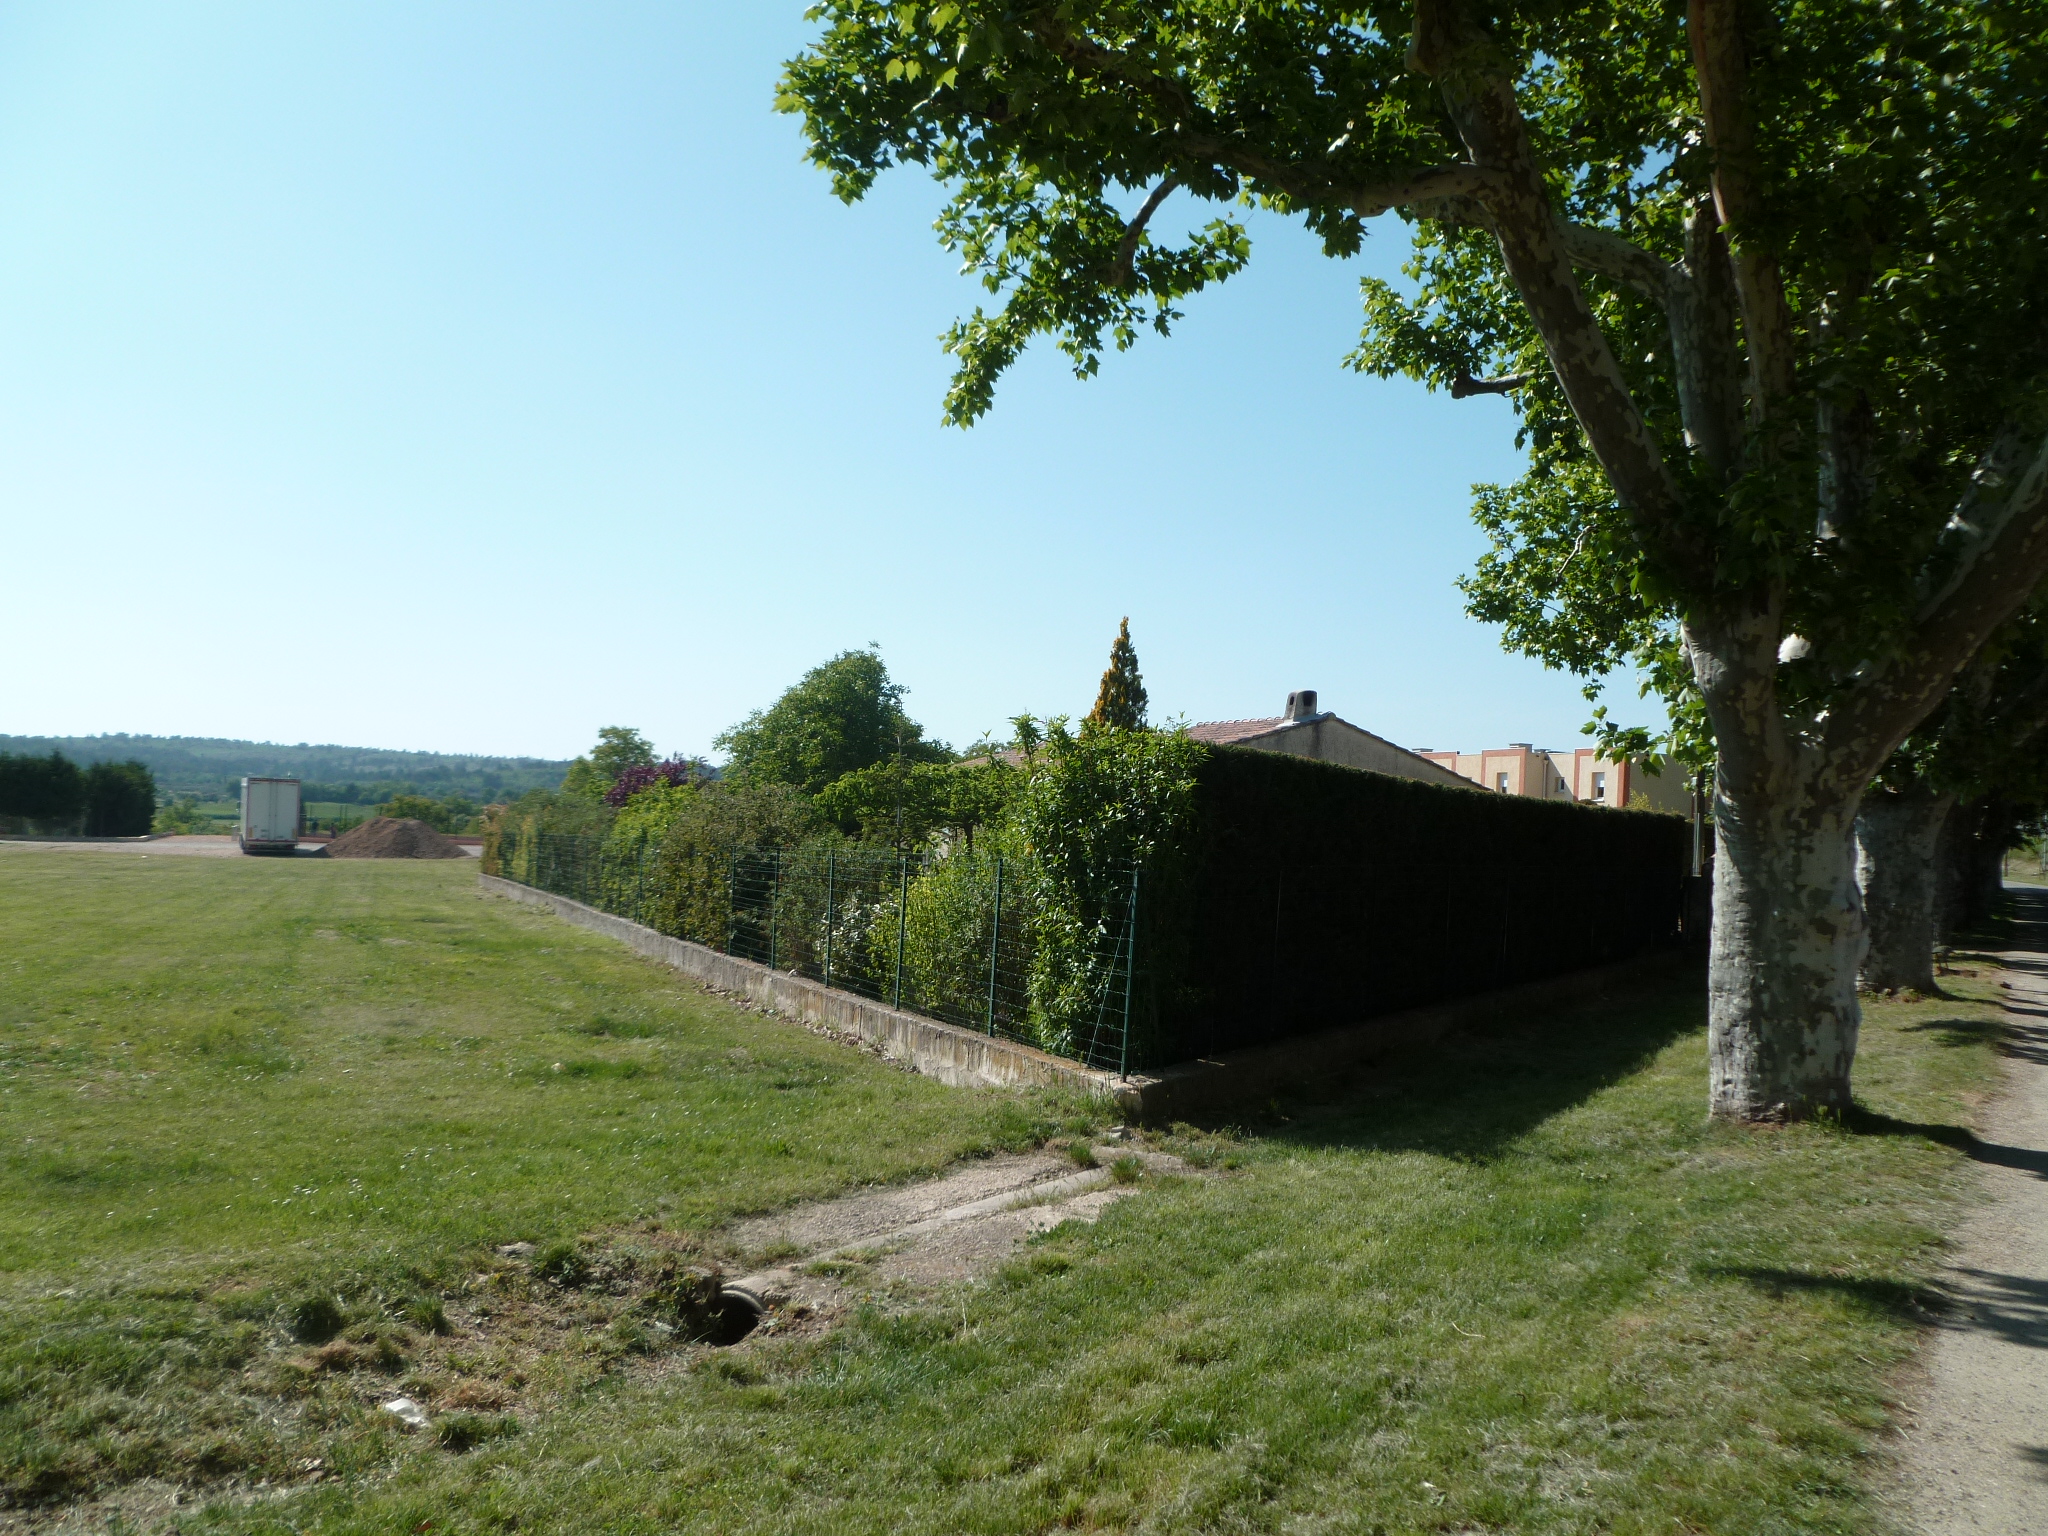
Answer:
[239,777,303,854]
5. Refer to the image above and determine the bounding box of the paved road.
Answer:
[1896,884,2048,1533]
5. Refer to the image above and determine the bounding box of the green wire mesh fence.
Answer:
[495,827,1140,1074]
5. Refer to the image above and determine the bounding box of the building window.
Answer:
[1591,771,1606,802]
[1496,771,1509,792]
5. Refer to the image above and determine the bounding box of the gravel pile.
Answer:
[325,817,468,860]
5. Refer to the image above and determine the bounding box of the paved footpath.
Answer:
[1896,884,2048,1533]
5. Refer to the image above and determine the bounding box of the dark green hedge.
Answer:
[1134,747,1690,1064]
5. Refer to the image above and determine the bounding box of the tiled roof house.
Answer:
[1189,691,1479,792]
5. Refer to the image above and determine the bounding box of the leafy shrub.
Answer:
[884,847,1036,1033]
[1014,721,1205,1059]
[604,758,707,807]
[638,782,819,940]
[816,757,1017,846]
[152,796,210,835]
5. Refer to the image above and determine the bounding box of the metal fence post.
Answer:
[986,855,1003,1036]
[634,844,646,928]
[725,853,737,955]
[1120,865,1139,1077]
[824,849,836,988]
[769,852,781,971]
[893,854,909,1009]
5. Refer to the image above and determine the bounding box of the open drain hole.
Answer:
[701,1286,763,1346]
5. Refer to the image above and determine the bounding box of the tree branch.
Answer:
[1449,370,1533,397]
[1019,14,1509,226]
[1110,176,1180,285]
[1687,0,1797,410]
[1348,163,1503,217]
[1407,0,1704,582]
[1827,426,2048,782]
[1556,222,1677,298]
[1673,203,1746,484]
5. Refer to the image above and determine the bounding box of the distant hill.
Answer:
[0,734,570,803]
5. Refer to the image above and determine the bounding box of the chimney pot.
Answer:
[1286,689,1318,721]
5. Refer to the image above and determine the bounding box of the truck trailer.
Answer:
[239,777,302,854]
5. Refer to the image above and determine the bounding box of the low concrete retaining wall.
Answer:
[478,874,1126,1103]
[481,872,1699,1122]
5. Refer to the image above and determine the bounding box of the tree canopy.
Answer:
[716,649,951,797]
[562,727,658,802]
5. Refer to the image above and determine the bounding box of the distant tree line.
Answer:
[0,752,157,836]
[0,735,569,804]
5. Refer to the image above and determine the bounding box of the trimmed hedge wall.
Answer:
[1134,746,1690,1065]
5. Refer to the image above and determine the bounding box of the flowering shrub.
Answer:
[603,759,704,808]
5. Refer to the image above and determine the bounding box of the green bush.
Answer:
[153,797,210,835]
[638,782,818,941]
[82,760,156,837]
[1014,722,1205,1059]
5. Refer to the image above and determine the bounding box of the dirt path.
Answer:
[1895,885,2048,1533]
[725,1137,1190,1317]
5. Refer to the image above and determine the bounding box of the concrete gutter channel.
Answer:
[480,873,1699,1124]
[699,1140,1193,1333]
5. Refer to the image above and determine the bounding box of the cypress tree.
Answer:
[1086,618,1148,731]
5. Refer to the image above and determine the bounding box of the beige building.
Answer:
[1190,691,1480,792]
[1418,743,1690,812]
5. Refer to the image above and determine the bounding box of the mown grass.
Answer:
[0,849,1089,1507]
[2,849,2018,1534]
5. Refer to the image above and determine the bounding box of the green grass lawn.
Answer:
[0,850,1087,1508]
[1,850,2016,1534]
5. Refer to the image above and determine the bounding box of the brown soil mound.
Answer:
[325,817,468,860]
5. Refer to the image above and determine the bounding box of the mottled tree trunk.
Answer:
[1854,789,1953,993]
[1707,780,1864,1119]
[1933,800,1975,940]
[1968,801,2017,927]
[1934,799,2015,939]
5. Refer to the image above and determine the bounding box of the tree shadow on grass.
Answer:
[1900,1013,2048,1068]
[1211,966,1709,1161]
[1843,1105,2048,1180]
[1700,1265,1942,1323]
[1700,1264,2048,1350]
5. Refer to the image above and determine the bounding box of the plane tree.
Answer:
[781,0,2048,1119]
[1856,608,2048,994]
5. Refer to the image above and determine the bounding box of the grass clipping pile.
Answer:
[326,817,468,860]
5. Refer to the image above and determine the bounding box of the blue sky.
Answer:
[0,3,1659,763]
